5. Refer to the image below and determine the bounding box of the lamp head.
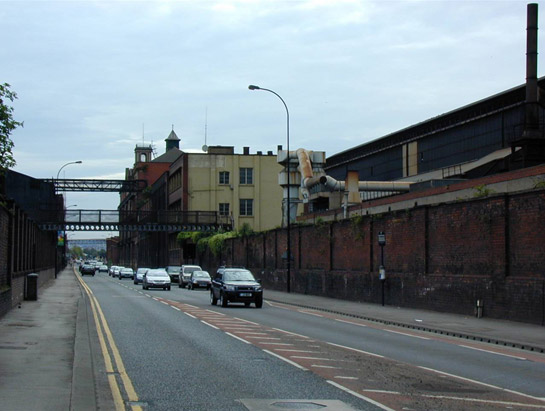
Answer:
[248,85,260,90]
[75,161,82,164]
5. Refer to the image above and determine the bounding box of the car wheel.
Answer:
[178,281,183,288]
[255,297,263,308]
[220,292,228,307]
[244,302,251,307]
[210,291,217,306]
[167,286,171,291]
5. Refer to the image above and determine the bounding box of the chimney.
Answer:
[243,147,250,155]
[524,3,540,137]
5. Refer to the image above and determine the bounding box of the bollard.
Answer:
[25,273,39,301]
[476,299,483,318]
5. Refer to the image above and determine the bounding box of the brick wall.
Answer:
[198,188,545,325]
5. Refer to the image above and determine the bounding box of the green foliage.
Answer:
[473,184,495,198]
[0,83,23,170]
[533,178,545,189]
[69,245,84,258]
[177,232,192,245]
[237,222,254,238]
[196,236,210,254]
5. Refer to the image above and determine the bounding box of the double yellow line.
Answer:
[74,269,141,411]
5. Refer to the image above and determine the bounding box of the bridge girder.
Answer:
[44,179,147,192]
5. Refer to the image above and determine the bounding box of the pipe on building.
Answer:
[319,175,412,192]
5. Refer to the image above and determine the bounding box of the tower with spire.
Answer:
[165,126,180,151]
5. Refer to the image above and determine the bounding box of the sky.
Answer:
[2,0,544,239]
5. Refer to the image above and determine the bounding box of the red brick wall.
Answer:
[196,188,545,325]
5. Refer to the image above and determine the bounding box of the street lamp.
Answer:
[56,160,82,180]
[378,232,386,306]
[248,84,292,293]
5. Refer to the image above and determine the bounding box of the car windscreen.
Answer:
[223,270,255,282]
[148,270,169,278]
[184,267,201,274]
[193,271,210,278]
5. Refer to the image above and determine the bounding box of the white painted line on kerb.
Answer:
[334,376,359,380]
[327,342,385,359]
[459,345,527,360]
[226,332,251,344]
[171,306,181,311]
[363,389,401,395]
[263,350,308,371]
[384,329,430,340]
[184,312,196,319]
[335,318,367,327]
[327,381,395,411]
[272,328,310,339]
[201,321,219,330]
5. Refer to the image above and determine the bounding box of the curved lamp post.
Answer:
[248,84,292,293]
[56,160,82,180]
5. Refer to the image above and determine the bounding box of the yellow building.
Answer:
[168,145,283,233]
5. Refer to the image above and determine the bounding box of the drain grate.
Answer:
[240,399,356,411]
[271,401,326,409]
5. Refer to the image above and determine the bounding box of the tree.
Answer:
[0,83,23,170]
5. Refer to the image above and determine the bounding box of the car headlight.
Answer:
[255,286,262,291]
[224,285,235,291]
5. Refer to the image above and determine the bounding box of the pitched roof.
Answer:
[165,130,180,141]
[152,147,183,163]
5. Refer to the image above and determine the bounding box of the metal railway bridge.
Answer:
[39,179,232,232]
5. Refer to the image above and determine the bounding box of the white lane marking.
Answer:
[298,310,324,318]
[205,309,225,315]
[201,321,219,330]
[234,332,269,336]
[183,303,199,308]
[363,389,402,394]
[327,381,396,411]
[272,328,310,338]
[459,344,527,360]
[263,349,308,371]
[184,312,196,319]
[226,332,251,344]
[275,349,324,353]
[259,343,294,346]
[160,301,169,305]
[171,306,181,311]
[290,356,335,361]
[384,329,430,340]
[418,366,545,402]
[233,317,260,325]
[334,376,359,380]
[327,342,384,359]
[245,336,281,340]
[145,294,151,298]
[311,365,342,369]
[335,318,368,327]
[420,394,545,408]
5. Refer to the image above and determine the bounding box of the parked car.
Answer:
[179,265,202,288]
[134,268,149,284]
[142,269,171,291]
[112,266,123,278]
[210,267,263,308]
[80,264,96,276]
[187,270,211,290]
[165,266,181,283]
[119,267,134,280]
[98,265,108,273]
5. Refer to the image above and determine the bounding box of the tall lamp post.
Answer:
[248,85,292,293]
[378,232,386,306]
[56,160,82,181]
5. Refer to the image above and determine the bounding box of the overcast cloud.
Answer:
[1,0,542,238]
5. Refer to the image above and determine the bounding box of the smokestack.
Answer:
[524,3,540,136]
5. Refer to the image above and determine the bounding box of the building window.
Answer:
[219,203,230,216]
[240,199,253,216]
[219,171,230,185]
[239,168,253,185]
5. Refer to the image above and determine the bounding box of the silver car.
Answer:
[119,267,134,280]
[143,269,171,291]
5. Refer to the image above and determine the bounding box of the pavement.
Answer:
[0,268,544,411]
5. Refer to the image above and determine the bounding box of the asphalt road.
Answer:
[82,272,545,411]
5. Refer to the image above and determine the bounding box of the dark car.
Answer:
[210,267,263,308]
[165,266,181,283]
[188,270,211,290]
[80,264,95,276]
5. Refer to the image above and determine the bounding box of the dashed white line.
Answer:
[298,310,324,318]
[459,345,527,360]
[327,381,395,411]
[263,349,308,371]
[184,312,197,319]
[311,365,342,369]
[201,321,219,330]
[290,356,334,361]
[335,318,367,327]
[275,349,323,353]
[245,336,281,340]
[327,342,384,359]
[384,329,430,340]
[233,317,259,325]
[334,376,359,380]
[272,328,310,338]
[171,306,181,311]
[226,332,250,344]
